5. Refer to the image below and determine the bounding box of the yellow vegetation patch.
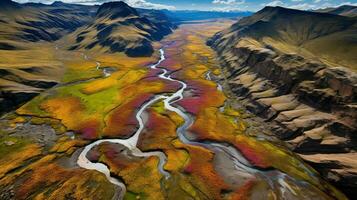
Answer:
[0,144,42,179]
[41,96,84,129]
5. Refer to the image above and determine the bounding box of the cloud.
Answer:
[291,0,304,2]
[211,0,246,11]
[212,0,237,5]
[288,1,357,10]
[261,0,321,10]
[288,3,316,9]
[122,0,175,9]
[212,0,245,6]
[263,0,284,6]
[337,2,357,6]
[212,6,247,11]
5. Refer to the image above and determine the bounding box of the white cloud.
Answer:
[122,0,175,10]
[211,0,246,11]
[291,1,357,10]
[263,0,284,6]
[212,0,245,5]
[212,6,245,11]
[337,2,357,6]
[261,0,350,10]
[212,0,237,5]
[288,3,316,9]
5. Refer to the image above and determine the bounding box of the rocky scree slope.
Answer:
[69,1,176,57]
[208,6,357,198]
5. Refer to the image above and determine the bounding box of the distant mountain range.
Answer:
[162,10,252,22]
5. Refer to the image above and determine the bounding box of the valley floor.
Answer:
[0,21,348,200]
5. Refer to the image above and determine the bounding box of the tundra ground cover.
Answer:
[82,21,346,199]
[0,20,347,199]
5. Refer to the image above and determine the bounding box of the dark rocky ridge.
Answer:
[69,1,176,57]
[96,1,139,19]
[208,6,357,198]
[0,68,58,116]
[0,0,21,9]
[316,5,357,17]
[0,0,176,116]
[0,0,96,49]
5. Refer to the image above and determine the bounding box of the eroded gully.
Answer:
[77,48,325,200]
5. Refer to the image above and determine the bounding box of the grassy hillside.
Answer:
[68,2,175,57]
[209,6,357,70]
[0,0,175,114]
[0,0,96,50]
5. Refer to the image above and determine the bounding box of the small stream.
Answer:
[77,49,173,199]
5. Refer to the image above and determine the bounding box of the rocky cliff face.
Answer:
[208,7,357,198]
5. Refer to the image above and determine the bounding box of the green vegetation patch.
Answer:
[62,67,103,83]
[56,82,119,115]
[0,134,31,158]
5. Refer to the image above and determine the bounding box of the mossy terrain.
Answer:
[0,19,347,200]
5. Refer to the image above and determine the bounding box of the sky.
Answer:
[13,0,357,11]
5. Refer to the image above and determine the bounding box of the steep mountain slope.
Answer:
[208,6,357,198]
[0,0,96,50]
[316,5,357,17]
[210,6,357,70]
[0,0,97,115]
[0,1,175,115]
[68,2,175,57]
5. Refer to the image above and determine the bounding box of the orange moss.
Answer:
[16,162,115,200]
[0,144,42,179]
[229,180,256,200]
[180,144,230,199]
[50,137,88,154]
[94,142,165,200]
[41,96,84,129]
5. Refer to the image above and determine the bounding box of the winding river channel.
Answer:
[77,48,323,199]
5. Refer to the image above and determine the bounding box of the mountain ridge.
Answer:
[96,1,139,19]
[68,1,175,57]
[209,6,357,69]
[208,6,357,198]
[0,0,175,115]
[316,5,357,17]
